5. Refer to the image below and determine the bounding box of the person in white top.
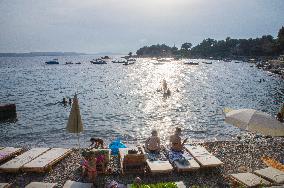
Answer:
[145,129,161,153]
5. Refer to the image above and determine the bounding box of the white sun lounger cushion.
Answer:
[0,183,11,188]
[254,167,284,184]
[25,182,57,188]
[231,172,270,187]
[0,148,49,172]
[146,160,173,173]
[185,145,223,167]
[0,147,22,162]
[23,148,71,170]
[63,180,94,188]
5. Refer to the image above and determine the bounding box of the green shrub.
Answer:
[130,182,178,188]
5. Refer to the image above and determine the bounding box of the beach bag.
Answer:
[109,139,126,155]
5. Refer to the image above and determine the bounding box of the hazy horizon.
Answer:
[0,0,284,54]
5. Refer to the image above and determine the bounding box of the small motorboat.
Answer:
[45,59,59,64]
[112,60,127,64]
[65,61,73,65]
[76,62,81,64]
[123,59,136,65]
[202,62,212,64]
[90,59,107,64]
[184,61,199,65]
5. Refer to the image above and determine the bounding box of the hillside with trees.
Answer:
[136,26,284,59]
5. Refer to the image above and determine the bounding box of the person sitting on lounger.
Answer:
[169,127,188,152]
[145,129,161,153]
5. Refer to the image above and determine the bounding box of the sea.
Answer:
[0,55,283,148]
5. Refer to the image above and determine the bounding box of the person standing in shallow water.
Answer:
[145,129,161,153]
[169,127,188,152]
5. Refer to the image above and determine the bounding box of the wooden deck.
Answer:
[22,148,71,172]
[0,148,50,172]
[184,145,223,168]
[0,147,22,163]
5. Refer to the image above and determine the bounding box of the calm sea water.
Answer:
[0,56,283,148]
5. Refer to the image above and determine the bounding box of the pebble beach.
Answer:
[1,136,283,188]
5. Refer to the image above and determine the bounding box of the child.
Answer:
[82,154,97,182]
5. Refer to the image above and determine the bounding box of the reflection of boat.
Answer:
[65,62,73,65]
[112,60,127,64]
[45,59,59,64]
[184,61,199,65]
[90,59,107,64]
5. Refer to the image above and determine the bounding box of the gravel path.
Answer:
[1,136,283,188]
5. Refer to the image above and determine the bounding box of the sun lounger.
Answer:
[25,182,57,188]
[0,148,50,172]
[63,180,94,188]
[23,148,71,172]
[231,172,270,187]
[140,146,173,174]
[166,149,200,172]
[184,145,223,167]
[254,167,284,184]
[119,146,146,174]
[0,183,11,188]
[0,147,22,163]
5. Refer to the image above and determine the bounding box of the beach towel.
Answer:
[167,150,191,166]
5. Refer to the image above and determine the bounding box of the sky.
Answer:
[0,0,284,54]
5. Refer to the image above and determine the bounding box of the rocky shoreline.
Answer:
[0,136,283,187]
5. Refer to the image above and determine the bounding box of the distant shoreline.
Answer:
[0,52,87,57]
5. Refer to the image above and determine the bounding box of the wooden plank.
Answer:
[25,182,57,188]
[231,172,270,187]
[0,147,22,163]
[0,183,11,188]
[254,167,284,184]
[23,148,71,172]
[184,145,223,167]
[0,148,50,172]
[63,180,93,188]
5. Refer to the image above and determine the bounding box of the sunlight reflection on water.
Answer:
[0,56,283,147]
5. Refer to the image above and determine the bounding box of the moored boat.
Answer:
[184,61,199,65]
[45,59,59,64]
[112,60,127,64]
[90,59,107,64]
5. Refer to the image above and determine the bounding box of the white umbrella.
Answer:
[66,94,84,148]
[225,108,284,137]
